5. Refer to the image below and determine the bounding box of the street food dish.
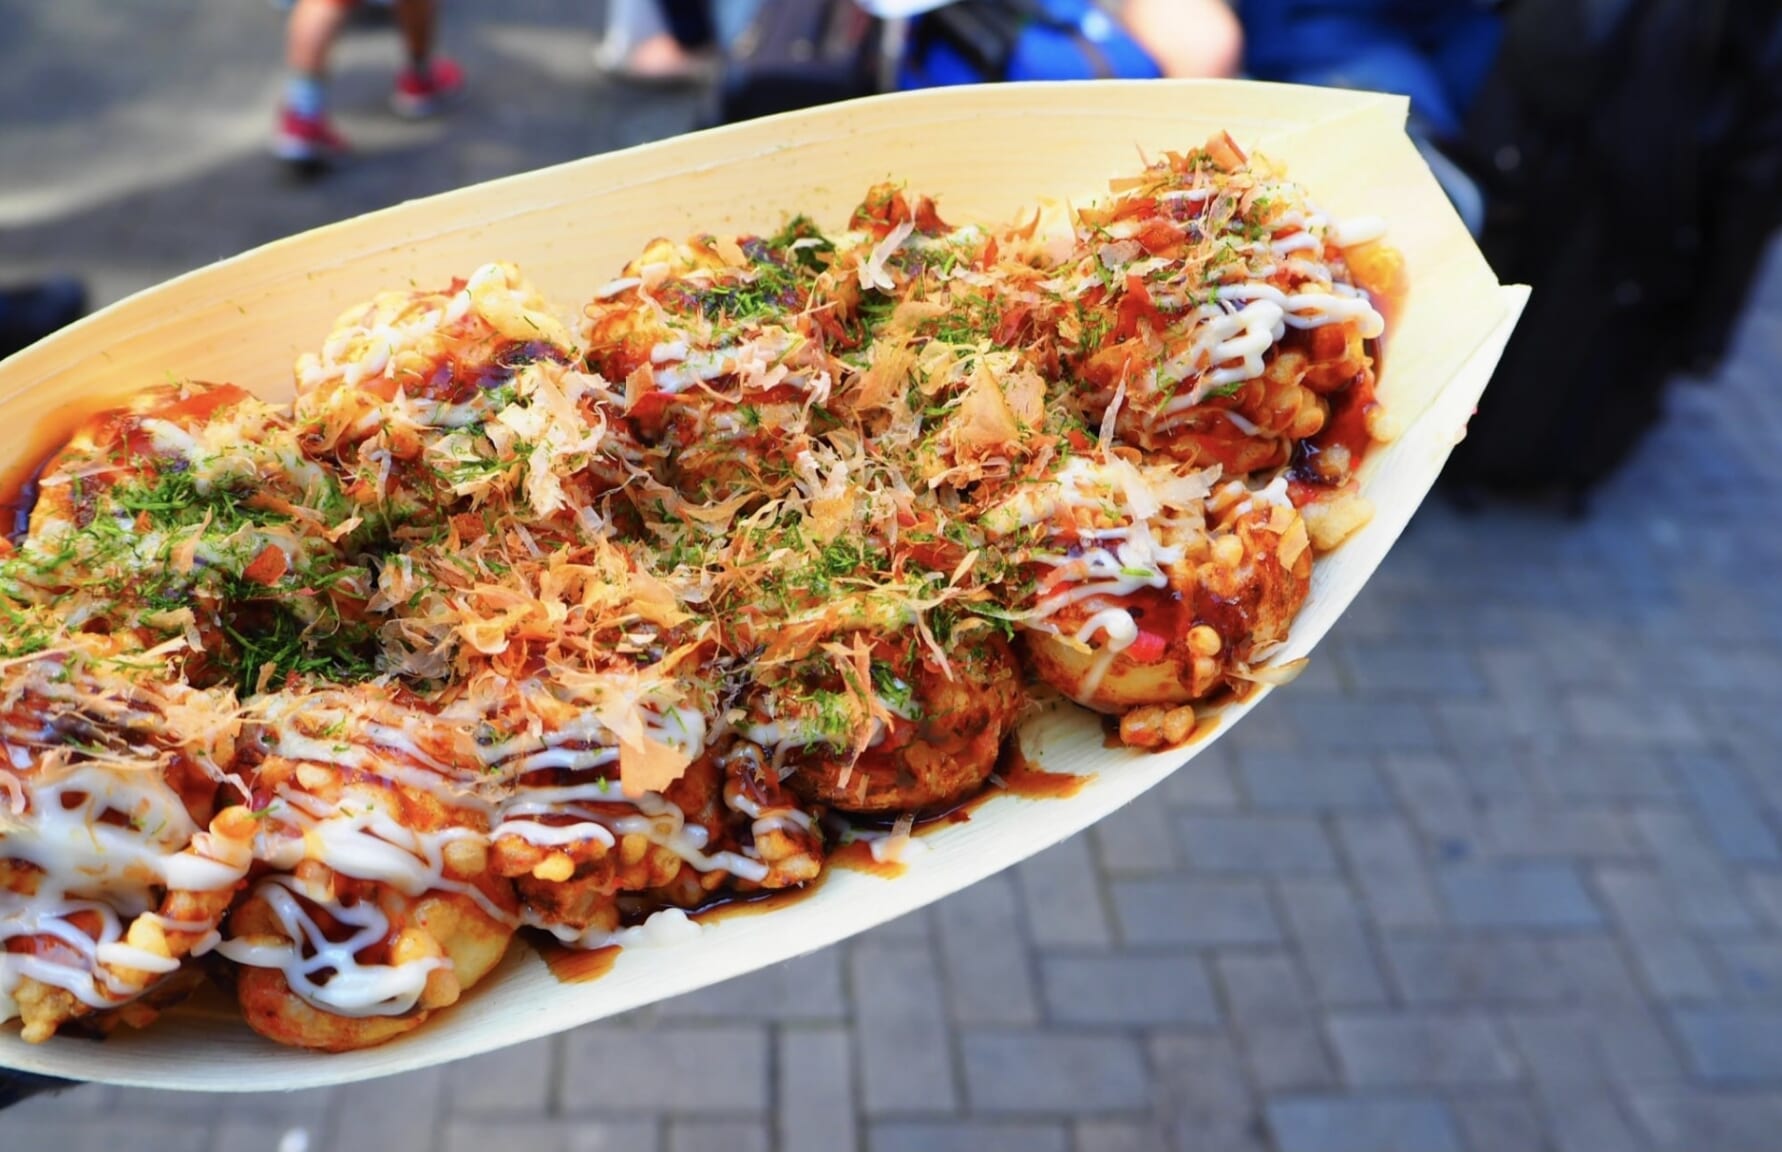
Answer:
[0,133,1391,1050]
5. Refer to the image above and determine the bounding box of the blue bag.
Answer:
[898,0,1163,88]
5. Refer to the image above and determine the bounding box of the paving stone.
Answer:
[1276,879,1391,1006]
[1214,949,1316,1024]
[1627,1089,1782,1152]
[1,1085,115,1120]
[1746,872,1782,931]
[1109,878,1280,947]
[850,941,958,1115]
[1382,754,1481,859]
[1093,801,1180,873]
[0,1120,209,1152]
[1673,1009,1782,1083]
[667,1120,768,1152]
[1633,810,1760,931]
[1479,805,1643,858]
[1711,937,1782,1000]
[1437,862,1603,928]
[1327,1013,1520,1086]
[1240,1023,1338,1092]
[213,1120,307,1152]
[961,1031,1150,1114]
[562,1025,769,1114]
[1340,642,1487,697]
[445,1035,555,1115]
[869,1121,1068,1152]
[1533,1083,1652,1152]
[1547,934,1649,1005]
[1039,951,1218,1026]
[1621,929,1726,1000]
[1157,746,1243,809]
[659,951,847,1021]
[1073,1120,1172,1152]
[1451,1094,1550,1152]
[1533,747,1679,802]
[1019,834,1116,948]
[441,1119,660,1152]
[935,874,1041,1025]
[1506,1009,1684,1085]
[1567,694,1704,744]
[1266,1095,1462,1152]
[1379,932,1562,1004]
[1334,814,1443,928]
[1149,1033,1264,1151]
[1283,697,1441,753]
[1675,754,1782,864]
[333,1067,446,1152]
[1178,815,1339,875]
[778,1027,856,1152]
[1237,753,1391,810]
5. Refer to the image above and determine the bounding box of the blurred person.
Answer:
[275,0,464,167]
[595,0,762,83]
[1239,0,1497,233]
[1122,0,1243,78]
[896,0,1238,89]
[1240,0,1501,144]
[0,278,86,361]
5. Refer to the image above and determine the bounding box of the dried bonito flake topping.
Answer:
[0,134,1392,1049]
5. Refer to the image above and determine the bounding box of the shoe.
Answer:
[391,57,464,119]
[0,278,88,360]
[273,105,349,165]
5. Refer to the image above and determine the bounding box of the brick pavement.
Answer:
[5,3,1782,1149]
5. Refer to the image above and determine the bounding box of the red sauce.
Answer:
[997,739,1093,799]
[922,735,1095,825]
[829,838,907,880]
[537,940,620,984]
[535,736,1093,981]
[691,882,820,925]
[0,402,104,541]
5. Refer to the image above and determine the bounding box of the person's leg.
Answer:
[392,0,436,69]
[276,0,354,162]
[286,0,353,76]
[390,0,463,118]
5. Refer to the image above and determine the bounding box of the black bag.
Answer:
[716,0,880,125]
[1443,0,1782,500]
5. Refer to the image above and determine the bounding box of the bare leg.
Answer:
[393,0,437,70]
[286,0,354,76]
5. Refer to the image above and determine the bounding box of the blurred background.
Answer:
[3,1,1782,1150]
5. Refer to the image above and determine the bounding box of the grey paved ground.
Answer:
[6,4,1782,1150]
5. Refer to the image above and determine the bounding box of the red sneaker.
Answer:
[272,106,349,164]
[391,57,464,119]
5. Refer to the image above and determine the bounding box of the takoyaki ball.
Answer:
[754,627,1025,815]
[6,381,365,658]
[293,262,580,522]
[0,643,255,1042]
[227,862,515,1052]
[1059,137,1383,478]
[217,689,518,1050]
[1020,479,1313,725]
[585,236,834,505]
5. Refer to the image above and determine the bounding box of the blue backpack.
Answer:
[898,0,1163,87]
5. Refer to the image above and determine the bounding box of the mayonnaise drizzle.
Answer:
[214,876,442,1019]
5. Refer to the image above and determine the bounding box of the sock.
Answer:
[285,74,327,120]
